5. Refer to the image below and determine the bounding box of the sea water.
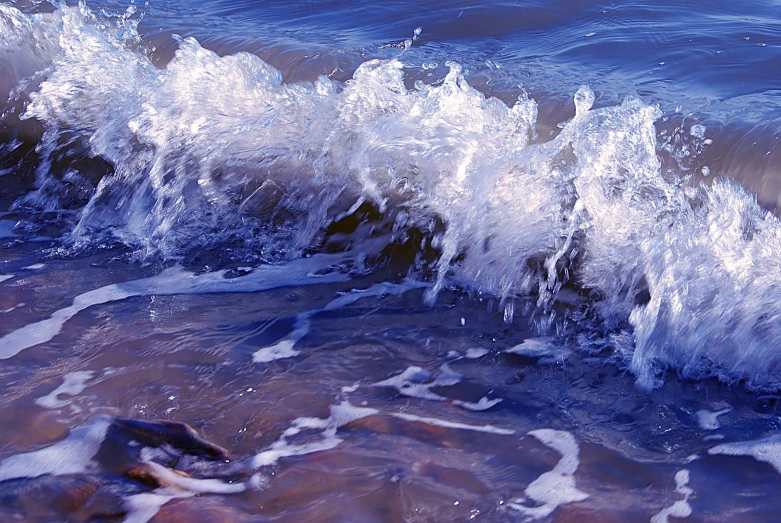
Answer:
[1,0,781,521]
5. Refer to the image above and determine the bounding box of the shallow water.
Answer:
[2,0,781,521]
[4,248,781,522]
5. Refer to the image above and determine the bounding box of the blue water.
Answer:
[122,0,781,118]
[2,0,781,521]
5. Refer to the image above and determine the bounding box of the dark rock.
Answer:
[111,418,230,460]
[95,417,230,476]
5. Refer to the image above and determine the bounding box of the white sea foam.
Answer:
[1,302,24,313]
[35,370,94,409]
[453,396,503,411]
[374,364,460,402]
[252,401,378,469]
[0,274,13,284]
[375,362,504,410]
[505,337,571,364]
[140,458,246,495]
[695,407,732,431]
[0,253,350,360]
[324,280,427,311]
[650,469,693,523]
[4,3,781,389]
[341,383,360,393]
[508,429,588,519]
[708,434,781,474]
[465,348,489,359]
[0,417,110,481]
[391,412,514,435]
[124,488,192,523]
[253,280,423,363]
[252,339,301,363]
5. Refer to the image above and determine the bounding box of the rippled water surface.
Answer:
[2,0,781,521]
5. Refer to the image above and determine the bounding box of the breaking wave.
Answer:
[3,2,781,391]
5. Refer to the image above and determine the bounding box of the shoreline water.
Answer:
[3,0,781,520]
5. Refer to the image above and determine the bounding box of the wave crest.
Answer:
[3,3,781,390]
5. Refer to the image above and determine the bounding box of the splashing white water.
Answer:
[3,3,781,390]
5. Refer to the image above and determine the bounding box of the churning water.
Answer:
[2,0,781,521]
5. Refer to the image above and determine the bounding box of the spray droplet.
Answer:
[503,302,515,324]
[690,124,706,139]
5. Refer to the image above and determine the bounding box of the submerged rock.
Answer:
[110,418,230,460]
[95,417,231,476]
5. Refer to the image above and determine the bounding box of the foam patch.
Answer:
[453,396,503,411]
[650,469,693,523]
[465,348,489,359]
[252,401,378,469]
[0,417,110,481]
[374,364,461,402]
[123,488,193,523]
[140,459,246,495]
[709,434,781,474]
[390,412,514,435]
[509,429,588,519]
[35,370,95,409]
[505,337,571,364]
[0,253,351,360]
[696,407,731,431]
[252,280,424,363]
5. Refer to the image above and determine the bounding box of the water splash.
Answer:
[3,3,781,391]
